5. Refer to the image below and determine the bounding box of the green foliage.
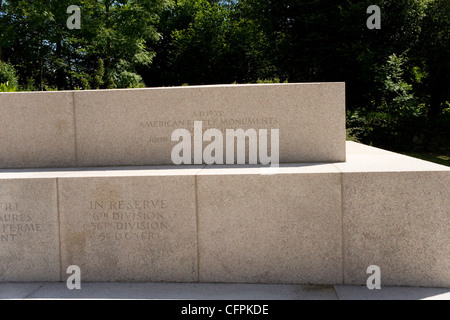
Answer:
[92,59,105,89]
[43,86,58,91]
[377,54,419,119]
[147,0,277,86]
[0,61,19,87]
[0,0,449,153]
[117,70,146,88]
[0,82,17,92]
[256,78,287,84]
[347,53,428,150]
[21,78,37,92]
[0,0,170,90]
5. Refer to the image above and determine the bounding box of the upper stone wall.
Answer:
[0,83,346,168]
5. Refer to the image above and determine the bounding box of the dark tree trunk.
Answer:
[0,0,3,62]
[56,36,65,90]
[429,69,443,121]
[105,1,112,88]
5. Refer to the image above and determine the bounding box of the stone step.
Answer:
[0,83,345,169]
[0,142,449,287]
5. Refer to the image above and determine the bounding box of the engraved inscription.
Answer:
[0,203,42,243]
[87,199,169,242]
[139,117,279,129]
[139,110,280,143]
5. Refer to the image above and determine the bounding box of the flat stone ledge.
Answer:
[21,282,338,300]
[1,282,448,300]
[0,142,448,286]
[334,285,450,300]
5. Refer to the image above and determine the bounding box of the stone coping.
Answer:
[0,142,448,287]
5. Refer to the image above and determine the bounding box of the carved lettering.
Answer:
[89,200,167,210]
[140,118,279,129]
[138,111,279,135]
[1,234,16,242]
[0,203,41,243]
[2,224,41,232]
[0,203,19,211]
[88,199,169,242]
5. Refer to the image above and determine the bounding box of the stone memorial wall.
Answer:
[0,83,346,168]
[0,84,449,287]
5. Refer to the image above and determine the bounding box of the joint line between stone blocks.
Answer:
[194,174,201,283]
[72,92,78,165]
[339,171,345,285]
[56,178,63,282]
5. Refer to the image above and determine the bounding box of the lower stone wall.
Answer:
[0,142,449,287]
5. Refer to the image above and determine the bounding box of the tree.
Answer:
[145,0,276,86]
[0,60,18,86]
[0,0,4,61]
[417,0,450,119]
[0,0,170,90]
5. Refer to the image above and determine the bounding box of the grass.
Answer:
[403,152,450,167]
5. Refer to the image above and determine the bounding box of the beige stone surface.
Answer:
[0,166,204,179]
[196,168,343,284]
[0,141,448,286]
[0,92,76,168]
[58,175,198,282]
[0,179,60,282]
[335,141,450,172]
[74,83,346,166]
[338,142,450,287]
[341,171,450,287]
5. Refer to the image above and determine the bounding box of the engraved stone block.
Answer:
[74,83,346,166]
[0,179,60,281]
[58,172,198,282]
[0,92,76,168]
